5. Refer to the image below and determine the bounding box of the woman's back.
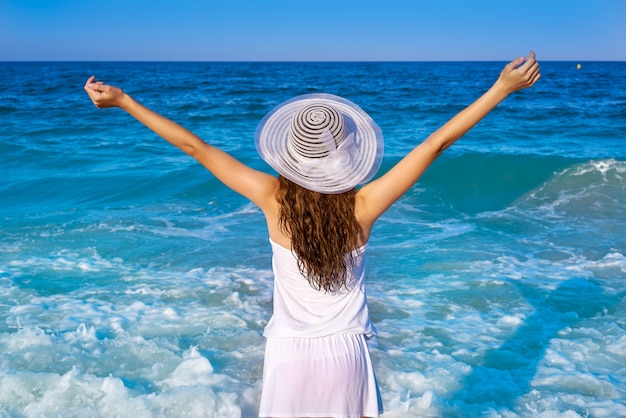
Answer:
[264,237,374,339]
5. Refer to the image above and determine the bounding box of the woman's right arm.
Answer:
[84,77,278,210]
[356,52,540,230]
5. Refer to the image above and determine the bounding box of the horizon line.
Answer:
[2,59,624,63]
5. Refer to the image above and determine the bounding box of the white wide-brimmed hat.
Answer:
[255,93,384,194]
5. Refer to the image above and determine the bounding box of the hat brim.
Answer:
[255,93,383,194]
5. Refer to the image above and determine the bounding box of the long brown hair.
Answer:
[276,176,364,292]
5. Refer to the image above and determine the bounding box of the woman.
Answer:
[84,52,540,417]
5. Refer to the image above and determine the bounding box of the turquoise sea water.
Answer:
[1,61,625,417]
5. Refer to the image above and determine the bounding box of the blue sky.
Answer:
[1,0,624,61]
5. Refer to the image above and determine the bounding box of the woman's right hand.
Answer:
[84,76,127,109]
[494,51,541,95]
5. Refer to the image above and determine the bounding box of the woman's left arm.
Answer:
[84,77,279,211]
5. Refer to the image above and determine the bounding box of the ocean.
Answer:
[1,61,625,417]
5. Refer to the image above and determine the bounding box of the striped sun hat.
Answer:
[255,94,384,194]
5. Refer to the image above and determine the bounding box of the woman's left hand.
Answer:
[84,76,126,109]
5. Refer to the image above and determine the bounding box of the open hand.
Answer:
[496,51,541,94]
[84,76,126,109]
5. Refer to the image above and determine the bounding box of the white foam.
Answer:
[498,315,524,327]
[0,252,275,416]
[521,159,626,221]
[158,347,217,388]
[1,327,53,351]
[7,249,124,274]
[2,208,625,416]
[0,366,244,418]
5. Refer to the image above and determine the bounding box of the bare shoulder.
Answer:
[354,190,375,243]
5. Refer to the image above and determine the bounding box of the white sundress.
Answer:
[259,239,383,418]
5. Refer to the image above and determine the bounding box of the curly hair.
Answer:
[276,176,364,292]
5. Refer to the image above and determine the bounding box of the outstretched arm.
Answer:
[84,77,278,211]
[357,51,541,228]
